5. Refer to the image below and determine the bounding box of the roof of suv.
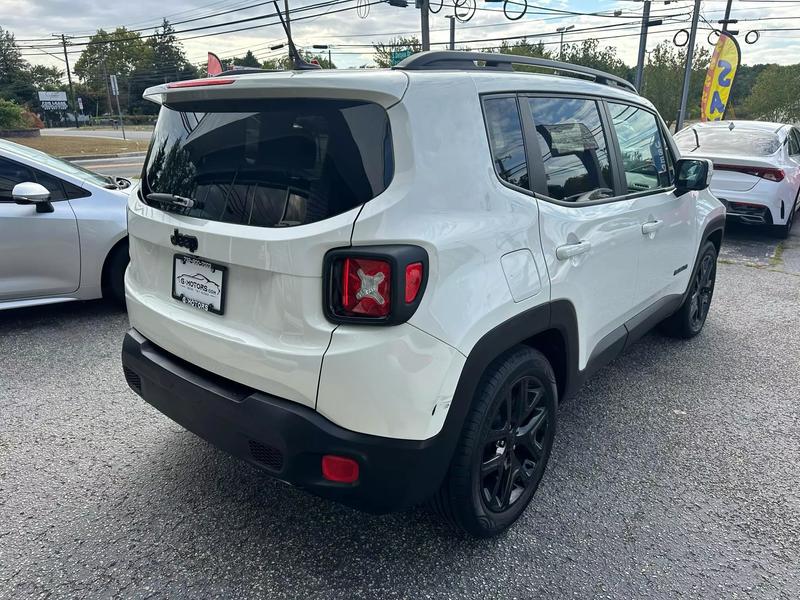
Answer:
[145,52,647,110]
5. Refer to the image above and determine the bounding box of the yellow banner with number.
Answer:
[701,32,741,121]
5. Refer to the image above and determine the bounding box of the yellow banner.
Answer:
[701,32,741,121]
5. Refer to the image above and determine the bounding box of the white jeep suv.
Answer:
[121,52,724,537]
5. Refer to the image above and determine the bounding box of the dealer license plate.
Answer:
[172,254,227,315]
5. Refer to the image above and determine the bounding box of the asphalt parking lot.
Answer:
[1,225,798,599]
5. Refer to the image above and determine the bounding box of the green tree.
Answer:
[0,27,35,104]
[641,41,710,128]
[561,39,628,79]
[373,36,421,68]
[233,50,261,68]
[744,64,800,122]
[261,50,336,70]
[128,20,198,114]
[74,27,152,113]
[0,98,26,129]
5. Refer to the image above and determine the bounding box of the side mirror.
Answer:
[675,158,713,196]
[12,182,53,213]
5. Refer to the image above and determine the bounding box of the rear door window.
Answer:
[483,97,529,190]
[526,97,613,201]
[608,102,674,193]
[142,99,393,227]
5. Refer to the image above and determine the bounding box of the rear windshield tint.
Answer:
[675,127,781,157]
[141,98,393,227]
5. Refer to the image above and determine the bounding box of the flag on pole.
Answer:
[701,32,741,121]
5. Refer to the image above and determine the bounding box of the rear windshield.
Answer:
[141,98,393,227]
[675,127,781,157]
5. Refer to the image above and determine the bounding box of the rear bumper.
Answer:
[712,184,786,224]
[121,328,451,514]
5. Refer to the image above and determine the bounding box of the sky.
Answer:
[4,0,800,78]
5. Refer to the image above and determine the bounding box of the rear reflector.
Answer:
[322,455,359,483]
[715,164,785,182]
[405,262,424,303]
[341,257,391,317]
[166,78,236,88]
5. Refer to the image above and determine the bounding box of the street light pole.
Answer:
[556,25,574,61]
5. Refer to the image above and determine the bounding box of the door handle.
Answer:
[641,220,664,235]
[556,240,592,260]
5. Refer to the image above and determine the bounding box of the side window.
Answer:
[32,169,67,201]
[608,103,674,193]
[483,97,529,190]
[789,130,800,156]
[0,157,35,202]
[64,180,91,200]
[526,97,613,201]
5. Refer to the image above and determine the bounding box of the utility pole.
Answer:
[101,59,113,116]
[556,25,574,61]
[721,0,733,32]
[676,0,701,131]
[446,15,455,50]
[419,0,430,51]
[56,34,79,128]
[634,0,651,92]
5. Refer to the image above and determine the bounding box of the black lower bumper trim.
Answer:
[121,329,451,514]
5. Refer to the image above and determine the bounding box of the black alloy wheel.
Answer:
[688,251,716,333]
[480,375,551,513]
[430,346,558,537]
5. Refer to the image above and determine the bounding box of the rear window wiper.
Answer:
[146,193,195,209]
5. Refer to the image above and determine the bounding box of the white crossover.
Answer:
[675,120,800,237]
[0,139,129,309]
[121,52,725,537]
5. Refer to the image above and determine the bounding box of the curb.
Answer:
[64,151,147,162]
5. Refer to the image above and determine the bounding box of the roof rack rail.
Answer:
[394,51,637,95]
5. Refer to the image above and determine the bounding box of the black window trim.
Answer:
[479,93,535,198]
[520,91,626,207]
[603,97,679,202]
[515,91,679,207]
[0,156,87,203]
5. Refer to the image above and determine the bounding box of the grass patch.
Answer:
[2,135,147,157]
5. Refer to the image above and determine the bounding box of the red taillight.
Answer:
[405,262,423,303]
[321,455,359,483]
[166,78,236,88]
[715,164,785,182]
[341,257,391,317]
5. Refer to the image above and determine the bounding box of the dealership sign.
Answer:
[38,90,68,111]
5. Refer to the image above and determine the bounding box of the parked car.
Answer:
[121,52,724,537]
[674,120,800,237]
[0,139,129,309]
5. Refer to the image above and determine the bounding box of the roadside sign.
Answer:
[37,90,68,111]
[390,49,413,66]
[109,74,119,97]
[77,97,84,111]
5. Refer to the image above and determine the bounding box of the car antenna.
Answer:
[272,1,320,71]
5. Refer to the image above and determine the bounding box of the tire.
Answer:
[659,240,717,339]
[103,240,129,306]
[431,346,558,537]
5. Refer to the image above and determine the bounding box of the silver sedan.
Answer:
[0,139,130,310]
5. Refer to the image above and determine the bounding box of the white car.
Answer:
[674,120,800,238]
[0,139,129,309]
[121,52,724,537]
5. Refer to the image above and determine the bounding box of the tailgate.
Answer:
[125,90,399,408]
